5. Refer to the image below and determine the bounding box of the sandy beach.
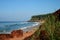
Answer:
[9,27,38,40]
[0,22,40,40]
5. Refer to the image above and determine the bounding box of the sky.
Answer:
[0,0,60,21]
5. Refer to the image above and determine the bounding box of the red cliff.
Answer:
[0,30,23,40]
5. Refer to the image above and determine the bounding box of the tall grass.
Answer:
[25,13,60,40]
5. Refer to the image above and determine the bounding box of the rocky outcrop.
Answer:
[24,9,60,40]
[11,30,23,37]
[0,30,23,40]
[53,9,60,15]
[0,34,13,40]
[53,9,60,21]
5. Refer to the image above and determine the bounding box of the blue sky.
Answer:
[0,0,60,21]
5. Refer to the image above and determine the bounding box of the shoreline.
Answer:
[0,22,40,34]
[0,22,40,40]
[20,22,40,32]
[9,26,38,40]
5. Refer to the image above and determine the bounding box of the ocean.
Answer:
[0,21,39,34]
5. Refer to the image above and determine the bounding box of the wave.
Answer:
[0,22,40,34]
[20,22,40,30]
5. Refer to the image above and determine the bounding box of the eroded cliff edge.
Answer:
[0,9,60,40]
[24,9,60,40]
[0,30,23,40]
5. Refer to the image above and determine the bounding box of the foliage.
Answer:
[25,10,60,40]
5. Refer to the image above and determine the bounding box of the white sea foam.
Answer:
[20,27,27,30]
[0,22,40,34]
[20,22,40,31]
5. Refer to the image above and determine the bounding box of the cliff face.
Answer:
[11,30,23,37]
[0,9,60,40]
[24,9,60,40]
[0,30,23,40]
[53,9,60,15]
[53,9,60,21]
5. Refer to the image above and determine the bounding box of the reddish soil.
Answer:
[0,29,36,40]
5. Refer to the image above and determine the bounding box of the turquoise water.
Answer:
[0,21,37,34]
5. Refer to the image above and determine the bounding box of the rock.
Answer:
[11,30,23,37]
[53,9,60,21]
[0,29,23,40]
[40,30,50,40]
[0,34,13,40]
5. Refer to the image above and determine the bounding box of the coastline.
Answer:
[0,22,40,40]
[20,22,40,32]
[9,26,39,40]
[0,22,39,34]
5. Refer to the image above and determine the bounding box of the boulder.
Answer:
[0,34,13,40]
[11,30,23,37]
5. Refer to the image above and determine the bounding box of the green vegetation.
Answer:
[24,9,60,40]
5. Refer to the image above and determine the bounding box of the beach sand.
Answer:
[0,22,40,40]
[9,27,38,40]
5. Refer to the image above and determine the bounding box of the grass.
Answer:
[24,10,60,40]
[30,14,60,40]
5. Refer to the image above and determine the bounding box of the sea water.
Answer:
[0,21,39,34]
